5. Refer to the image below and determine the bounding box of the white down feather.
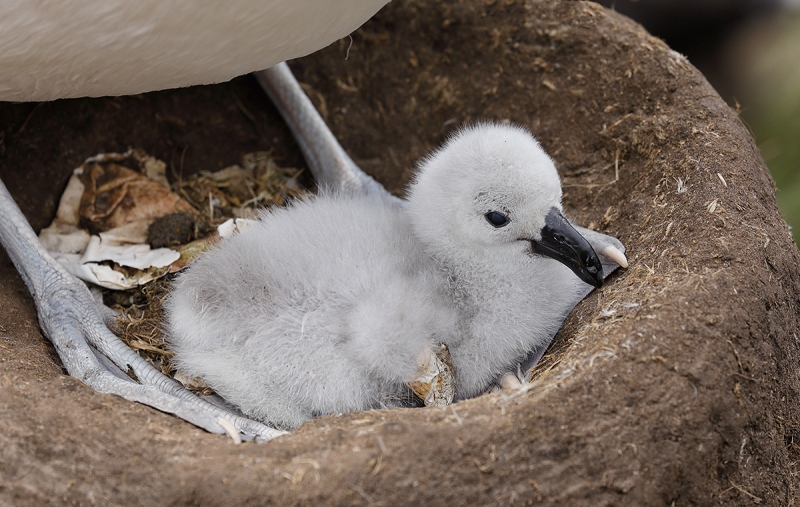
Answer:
[166,124,591,429]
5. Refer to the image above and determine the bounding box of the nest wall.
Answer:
[0,1,798,505]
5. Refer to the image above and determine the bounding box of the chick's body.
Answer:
[167,124,597,429]
[167,194,455,429]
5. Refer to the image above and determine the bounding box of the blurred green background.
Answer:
[599,0,800,243]
[732,13,800,243]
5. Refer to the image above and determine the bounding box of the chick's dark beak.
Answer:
[530,207,604,288]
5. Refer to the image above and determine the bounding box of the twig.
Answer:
[563,151,620,188]
[728,479,762,503]
[727,339,744,373]
[369,435,388,476]
[230,86,257,124]
[741,221,771,249]
[350,485,374,504]
[345,34,354,60]
[17,103,42,134]
[598,113,633,134]
[732,372,758,382]
[451,405,463,425]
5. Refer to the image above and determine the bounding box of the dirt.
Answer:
[1,0,799,505]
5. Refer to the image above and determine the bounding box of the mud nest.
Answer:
[1,0,799,505]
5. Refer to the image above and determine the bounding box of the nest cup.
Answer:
[1,0,798,504]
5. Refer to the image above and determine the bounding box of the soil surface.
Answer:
[1,1,799,505]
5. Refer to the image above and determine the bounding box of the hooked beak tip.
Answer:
[531,207,606,288]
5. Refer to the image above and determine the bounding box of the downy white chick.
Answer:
[166,123,606,429]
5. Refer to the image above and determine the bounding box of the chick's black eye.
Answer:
[485,211,510,228]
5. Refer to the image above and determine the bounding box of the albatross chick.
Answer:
[166,123,622,429]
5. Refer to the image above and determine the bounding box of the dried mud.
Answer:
[1,1,799,505]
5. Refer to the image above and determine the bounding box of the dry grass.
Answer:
[114,278,174,375]
[109,151,306,385]
[173,150,307,233]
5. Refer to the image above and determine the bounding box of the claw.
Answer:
[217,418,243,444]
[500,373,523,391]
[408,343,455,406]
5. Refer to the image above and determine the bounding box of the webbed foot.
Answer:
[0,179,285,442]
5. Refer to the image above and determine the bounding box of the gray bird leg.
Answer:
[0,149,285,444]
[256,63,399,205]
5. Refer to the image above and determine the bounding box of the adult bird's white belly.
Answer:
[0,0,388,101]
